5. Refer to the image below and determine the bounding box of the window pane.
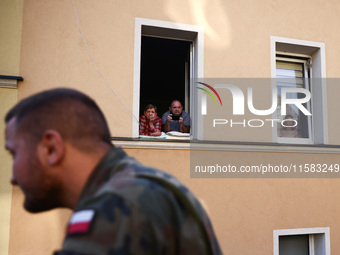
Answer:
[276,59,311,139]
[279,234,309,255]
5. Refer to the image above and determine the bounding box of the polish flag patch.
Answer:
[67,209,95,235]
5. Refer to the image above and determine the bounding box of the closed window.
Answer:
[271,36,327,144]
[276,55,312,143]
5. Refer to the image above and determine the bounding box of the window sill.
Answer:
[111,137,340,154]
[112,137,190,150]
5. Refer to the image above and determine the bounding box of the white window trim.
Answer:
[270,36,328,144]
[133,18,204,138]
[273,227,331,255]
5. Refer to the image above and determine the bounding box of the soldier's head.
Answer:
[5,88,113,212]
[5,88,112,150]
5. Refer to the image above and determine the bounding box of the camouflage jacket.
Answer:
[55,148,222,255]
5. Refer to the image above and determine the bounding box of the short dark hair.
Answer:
[5,88,112,151]
[170,100,182,107]
[144,104,157,112]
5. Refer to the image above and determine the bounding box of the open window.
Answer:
[139,36,192,117]
[133,18,204,138]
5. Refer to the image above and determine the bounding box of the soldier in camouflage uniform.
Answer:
[5,88,222,255]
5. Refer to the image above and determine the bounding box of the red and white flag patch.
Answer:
[67,209,95,235]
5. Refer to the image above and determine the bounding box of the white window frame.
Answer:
[271,36,328,144]
[133,18,204,138]
[274,227,331,255]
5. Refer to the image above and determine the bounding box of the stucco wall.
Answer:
[8,192,71,255]
[0,89,17,255]
[6,145,340,254]
[125,148,340,254]
[0,0,24,254]
[16,0,340,143]
[0,0,24,75]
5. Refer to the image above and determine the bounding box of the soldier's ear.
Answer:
[37,130,65,166]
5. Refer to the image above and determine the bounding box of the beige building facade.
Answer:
[1,0,340,254]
